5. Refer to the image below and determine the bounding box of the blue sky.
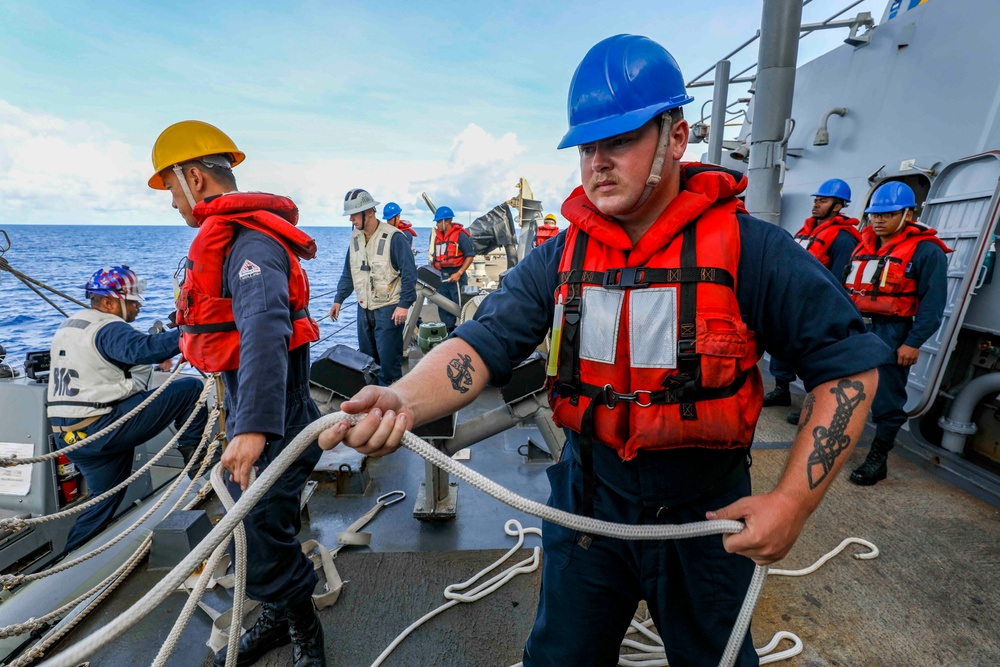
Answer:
[0,0,886,227]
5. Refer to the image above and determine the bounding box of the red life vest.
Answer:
[176,192,320,373]
[550,164,764,462]
[793,214,861,269]
[395,219,417,238]
[433,223,471,269]
[535,223,559,246]
[844,222,952,317]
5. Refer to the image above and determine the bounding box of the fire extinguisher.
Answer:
[57,454,79,505]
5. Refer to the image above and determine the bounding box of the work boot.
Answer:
[786,411,801,425]
[287,597,327,667]
[849,437,893,486]
[213,602,290,667]
[762,383,791,407]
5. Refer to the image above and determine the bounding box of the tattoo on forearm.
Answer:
[797,393,816,433]
[806,379,866,489]
[446,353,475,394]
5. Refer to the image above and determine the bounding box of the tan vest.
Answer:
[47,308,153,419]
[350,222,403,310]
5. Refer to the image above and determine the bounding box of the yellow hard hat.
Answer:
[544,213,558,224]
[148,120,245,190]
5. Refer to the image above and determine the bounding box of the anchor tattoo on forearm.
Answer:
[806,379,866,489]
[446,353,475,394]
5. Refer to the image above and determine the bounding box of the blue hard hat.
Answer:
[433,206,455,222]
[83,265,145,302]
[865,182,917,214]
[812,178,852,203]
[383,202,401,220]
[558,34,694,150]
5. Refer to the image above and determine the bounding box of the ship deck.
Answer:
[32,365,1000,667]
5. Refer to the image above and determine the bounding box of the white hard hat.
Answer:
[343,188,380,216]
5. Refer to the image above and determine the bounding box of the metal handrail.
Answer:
[686,0,867,88]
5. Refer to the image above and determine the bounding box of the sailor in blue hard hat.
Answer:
[316,35,888,666]
[764,178,862,421]
[430,205,474,332]
[844,181,951,486]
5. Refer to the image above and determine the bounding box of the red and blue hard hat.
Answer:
[83,266,145,302]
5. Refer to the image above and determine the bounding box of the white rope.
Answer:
[3,440,219,663]
[0,364,191,467]
[0,419,219,642]
[369,520,542,667]
[602,538,878,666]
[0,405,219,591]
[151,465,251,667]
[0,377,215,534]
[34,412,758,667]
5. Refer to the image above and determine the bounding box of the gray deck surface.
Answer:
[39,366,1000,666]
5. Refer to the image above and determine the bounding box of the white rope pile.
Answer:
[0,363,189,467]
[0,376,215,536]
[2,407,221,664]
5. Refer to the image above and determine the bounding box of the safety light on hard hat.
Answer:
[344,189,380,216]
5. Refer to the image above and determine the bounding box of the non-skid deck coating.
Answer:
[49,365,1000,666]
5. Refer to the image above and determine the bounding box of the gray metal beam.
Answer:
[745,0,803,224]
[707,60,731,165]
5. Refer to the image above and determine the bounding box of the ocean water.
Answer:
[0,224,432,367]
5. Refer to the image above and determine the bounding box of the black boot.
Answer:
[287,597,327,667]
[213,602,290,667]
[763,383,791,407]
[786,411,801,425]
[850,438,893,486]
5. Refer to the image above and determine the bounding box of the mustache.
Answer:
[590,176,621,187]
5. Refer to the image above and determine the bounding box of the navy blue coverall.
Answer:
[456,215,889,667]
[867,241,948,442]
[435,231,475,333]
[52,325,207,553]
[770,227,860,384]
[334,232,417,385]
[221,228,322,608]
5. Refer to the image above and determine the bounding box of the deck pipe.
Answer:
[745,0,802,224]
[937,371,1000,453]
[707,59,731,165]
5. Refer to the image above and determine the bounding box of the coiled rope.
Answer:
[0,375,214,534]
[0,363,190,468]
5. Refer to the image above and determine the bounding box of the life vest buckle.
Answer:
[602,267,649,289]
[601,384,654,408]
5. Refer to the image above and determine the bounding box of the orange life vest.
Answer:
[535,223,559,246]
[433,223,471,270]
[176,192,320,373]
[550,165,764,462]
[793,214,861,269]
[844,222,952,317]
[395,220,417,238]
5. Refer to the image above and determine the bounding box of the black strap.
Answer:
[48,399,115,409]
[181,308,309,334]
[575,370,750,408]
[557,233,590,401]
[578,399,598,518]
[676,224,700,420]
[558,266,734,290]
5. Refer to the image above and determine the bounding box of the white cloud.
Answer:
[0,100,161,219]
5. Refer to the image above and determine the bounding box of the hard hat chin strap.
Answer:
[172,164,198,210]
[624,113,672,215]
[119,298,127,320]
